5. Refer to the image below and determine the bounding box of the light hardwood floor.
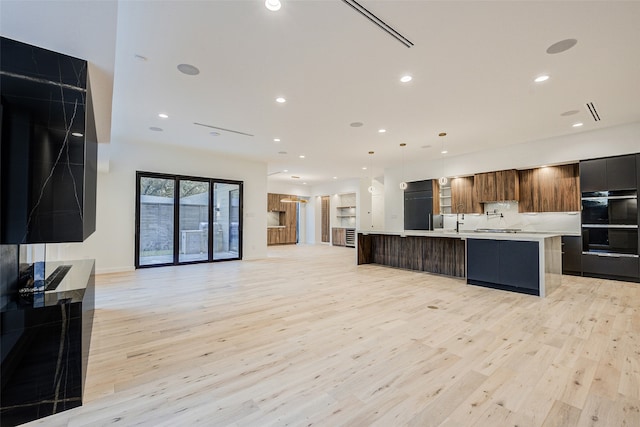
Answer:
[24,244,640,426]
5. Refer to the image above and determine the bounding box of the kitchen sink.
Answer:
[474,228,522,233]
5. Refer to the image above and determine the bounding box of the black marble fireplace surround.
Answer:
[1,38,98,425]
[1,256,95,426]
[0,36,97,244]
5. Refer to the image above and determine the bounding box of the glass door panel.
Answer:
[138,177,175,266]
[179,180,210,263]
[214,183,240,260]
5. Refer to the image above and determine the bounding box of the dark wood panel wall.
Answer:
[357,233,465,277]
[321,196,330,243]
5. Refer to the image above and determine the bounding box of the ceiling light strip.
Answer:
[586,102,601,122]
[341,0,414,48]
[193,122,254,137]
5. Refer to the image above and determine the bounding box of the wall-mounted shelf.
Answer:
[336,194,356,228]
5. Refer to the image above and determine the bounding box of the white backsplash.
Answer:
[267,211,281,227]
[441,201,580,234]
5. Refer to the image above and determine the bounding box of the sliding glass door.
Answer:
[138,176,175,266]
[179,179,210,263]
[136,172,242,268]
[213,183,240,260]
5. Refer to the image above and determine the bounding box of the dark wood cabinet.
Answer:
[518,164,580,212]
[475,172,497,202]
[580,154,637,192]
[451,177,482,214]
[495,170,519,201]
[562,236,582,275]
[404,180,442,229]
[474,170,519,202]
[582,253,638,280]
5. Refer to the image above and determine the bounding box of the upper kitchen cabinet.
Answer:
[475,172,497,202]
[519,164,580,212]
[1,37,97,244]
[580,154,637,192]
[475,170,519,202]
[267,193,282,212]
[451,177,483,214]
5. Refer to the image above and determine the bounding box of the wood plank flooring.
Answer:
[23,244,640,426]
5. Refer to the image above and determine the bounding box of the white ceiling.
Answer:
[3,1,640,186]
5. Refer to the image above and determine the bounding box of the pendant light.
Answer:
[367,151,375,193]
[438,132,448,185]
[399,143,408,190]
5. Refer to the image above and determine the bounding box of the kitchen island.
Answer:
[357,230,561,297]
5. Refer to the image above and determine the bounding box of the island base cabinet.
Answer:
[467,239,540,295]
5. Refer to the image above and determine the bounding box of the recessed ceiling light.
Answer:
[273,138,281,142]
[362,167,367,170]
[350,122,363,127]
[276,97,286,103]
[278,151,287,155]
[134,54,147,61]
[378,129,386,133]
[546,38,578,55]
[71,132,83,137]
[291,176,300,179]
[303,182,307,185]
[333,176,338,179]
[561,110,580,117]
[177,63,200,76]
[441,150,448,154]
[534,75,550,83]
[283,169,289,172]
[400,75,412,83]
[149,127,163,132]
[209,131,220,136]
[299,155,305,159]
[158,113,168,119]
[265,0,281,11]
[572,122,583,128]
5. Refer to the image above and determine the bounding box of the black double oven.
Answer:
[581,190,638,256]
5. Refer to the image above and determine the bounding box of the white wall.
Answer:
[48,139,267,273]
[385,122,640,231]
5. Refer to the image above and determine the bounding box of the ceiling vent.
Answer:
[193,122,254,137]
[341,0,414,48]
[586,102,601,122]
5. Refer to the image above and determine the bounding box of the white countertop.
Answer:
[358,229,563,242]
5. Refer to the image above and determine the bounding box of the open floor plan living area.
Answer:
[16,245,640,426]
[2,1,640,425]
